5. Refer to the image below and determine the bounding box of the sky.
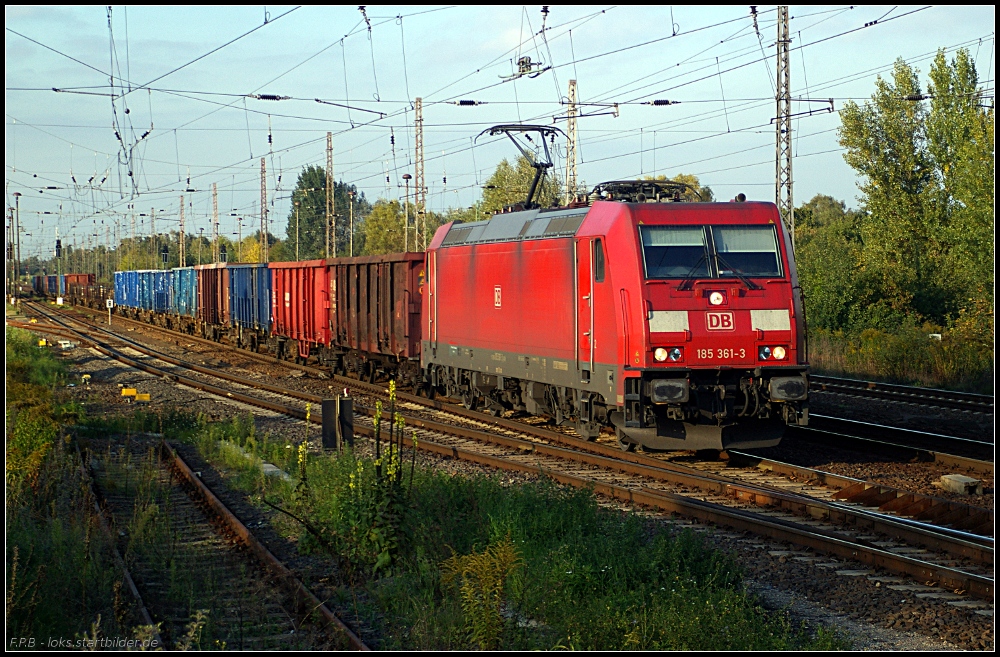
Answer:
[5,5,996,261]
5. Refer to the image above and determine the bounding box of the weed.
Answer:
[176,609,210,650]
[441,534,523,650]
[183,392,851,651]
[6,328,135,641]
[133,622,163,650]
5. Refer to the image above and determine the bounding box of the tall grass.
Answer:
[188,415,849,651]
[808,325,993,393]
[5,328,138,642]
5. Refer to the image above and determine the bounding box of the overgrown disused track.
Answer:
[85,437,367,650]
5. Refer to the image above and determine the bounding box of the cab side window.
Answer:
[594,239,606,282]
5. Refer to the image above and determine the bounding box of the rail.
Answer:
[811,374,993,414]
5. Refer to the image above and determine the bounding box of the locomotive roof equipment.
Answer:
[476,124,566,211]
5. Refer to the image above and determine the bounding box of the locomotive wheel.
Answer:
[615,427,636,452]
[461,392,477,410]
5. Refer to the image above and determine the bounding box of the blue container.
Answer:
[136,269,160,310]
[58,275,66,296]
[114,271,141,308]
[151,270,172,312]
[228,263,271,331]
[125,270,140,308]
[114,272,125,306]
[171,267,198,317]
[46,275,57,294]
[137,271,152,310]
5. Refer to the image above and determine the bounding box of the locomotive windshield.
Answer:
[640,225,782,279]
[640,226,710,278]
[711,226,782,277]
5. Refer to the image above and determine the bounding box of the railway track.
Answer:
[86,439,367,650]
[793,416,993,474]
[90,441,328,650]
[811,374,993,415]
[21,302,995,608]
[15,308,368,650]
[31,304,996,466]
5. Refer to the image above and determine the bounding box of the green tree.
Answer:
[925,49,995,317]
[481,156,561,214]
[838,49,994,329]
[794,195,866,330]
[285,165,372,259]
[359,200,444,255]
[643,173,714,202]
[443,203,489,226]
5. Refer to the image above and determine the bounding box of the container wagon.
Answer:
[227,263,271,351]
[269,259,330,361]
[169,266,198,333]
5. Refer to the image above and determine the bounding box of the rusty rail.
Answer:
[162,442,369,650]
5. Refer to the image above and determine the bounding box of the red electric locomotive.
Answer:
[422,179,808,452]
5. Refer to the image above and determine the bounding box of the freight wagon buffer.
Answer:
[423,197,808,451]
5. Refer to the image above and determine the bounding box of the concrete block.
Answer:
[262,463,292,481]
[940,474,983,496]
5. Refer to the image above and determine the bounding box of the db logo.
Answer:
[706,311,735,331]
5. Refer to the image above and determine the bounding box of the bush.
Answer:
[808,322,993,392]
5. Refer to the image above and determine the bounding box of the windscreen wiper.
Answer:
[714,254,762,290]
[676,254,708,291]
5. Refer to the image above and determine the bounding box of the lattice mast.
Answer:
[150,208,156,268]
[326,132,334,258]
[260,157,268,263]
[414,97,426,249]
[775,6,794,248]
[565,79,578,204]
[212,183,219,263]
[178,196,185,266]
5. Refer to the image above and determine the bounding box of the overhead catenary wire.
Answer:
[6,5,988,252]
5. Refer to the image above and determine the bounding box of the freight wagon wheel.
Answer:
[614,427,636,452]
[576,421,601,441]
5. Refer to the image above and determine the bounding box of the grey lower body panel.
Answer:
[423,341,617,402]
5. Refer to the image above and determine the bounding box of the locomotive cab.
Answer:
[597,195,808,451]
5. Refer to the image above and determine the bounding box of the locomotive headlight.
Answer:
[668,347,683,361]
[654,347,669,362]
[772,346,787,360]
[759,346,772,360]
[709,291,725,306]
